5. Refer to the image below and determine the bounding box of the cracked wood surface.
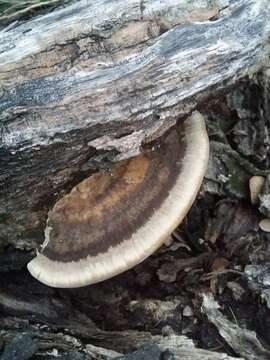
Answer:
[0,0,269,249]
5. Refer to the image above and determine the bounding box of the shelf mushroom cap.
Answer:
[27,111,209,288]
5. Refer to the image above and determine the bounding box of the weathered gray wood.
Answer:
[202,293,270,360]
[0,288,244,359]
[0,0,269,249]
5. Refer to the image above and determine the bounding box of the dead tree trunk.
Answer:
[0,0,269,249]
[0,1,270,359]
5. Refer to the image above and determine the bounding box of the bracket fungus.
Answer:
[28,112,209,288]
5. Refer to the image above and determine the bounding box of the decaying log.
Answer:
[0,288,245,360]
[1,2,270,358]
[0,0,269,249]
[202,293,270,360]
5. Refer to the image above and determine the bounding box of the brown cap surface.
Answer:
[28,111,209,288]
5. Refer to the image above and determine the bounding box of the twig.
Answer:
[201,269,244,281]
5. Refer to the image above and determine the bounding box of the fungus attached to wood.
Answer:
[27,112,209,288]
